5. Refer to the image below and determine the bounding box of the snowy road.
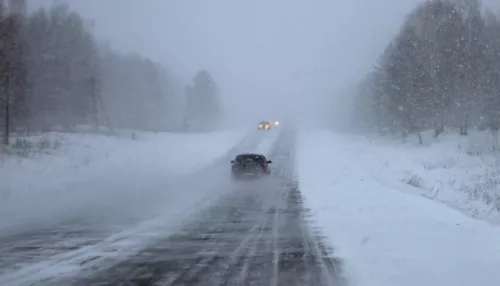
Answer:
[63,128,343,286]
[0,128,344,286]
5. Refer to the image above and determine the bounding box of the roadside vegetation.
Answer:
[350,0,500,221]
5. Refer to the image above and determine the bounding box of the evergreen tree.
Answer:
[352,0,500,138]
[183,70,220,131]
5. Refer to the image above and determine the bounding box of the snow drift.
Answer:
[0,130,248,233]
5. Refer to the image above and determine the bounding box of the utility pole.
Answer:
[95,84,116,135]
[87,75,115,135]
[90,76,99,132]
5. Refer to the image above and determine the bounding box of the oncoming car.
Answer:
[258,121,271,130]
[273,120,280,126]
[231,153,272,180]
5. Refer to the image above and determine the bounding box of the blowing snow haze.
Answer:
[2,0,500,285]
[27,0,500,127]
[28,0,439,127]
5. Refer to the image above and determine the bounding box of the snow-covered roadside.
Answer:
[327,130,500,224]
[298,130,500,286]
[0,129,283,285]
[0,129,248,233]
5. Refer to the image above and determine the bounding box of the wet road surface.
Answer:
[0,128,346,286]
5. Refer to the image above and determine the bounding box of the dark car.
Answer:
[231,153,272,180]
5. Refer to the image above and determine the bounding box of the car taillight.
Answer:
[233,167,238,171]
[261,167,266,172]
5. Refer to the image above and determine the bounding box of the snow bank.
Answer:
[0,130,247,233]
[346,129,500,224]
[298,130,500,286]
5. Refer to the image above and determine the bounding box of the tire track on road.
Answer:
[47,127,346,286]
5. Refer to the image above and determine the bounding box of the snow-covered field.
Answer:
[0,129,249,233]
[298,129,500,286]
[357,129,500,223]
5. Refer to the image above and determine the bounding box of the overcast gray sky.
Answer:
[28,0,500,124]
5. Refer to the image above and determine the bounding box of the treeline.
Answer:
[99,47,179,132]
[0,2,221,142]
[352,0,500,138]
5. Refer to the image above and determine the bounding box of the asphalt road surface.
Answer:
[0,128,346,286]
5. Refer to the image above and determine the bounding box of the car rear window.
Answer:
[236,155,265,163]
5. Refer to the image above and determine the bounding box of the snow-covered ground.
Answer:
[356,129,500,223]
[298,129,500,286]
[0,129,249,233]
[0,128,283,285]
